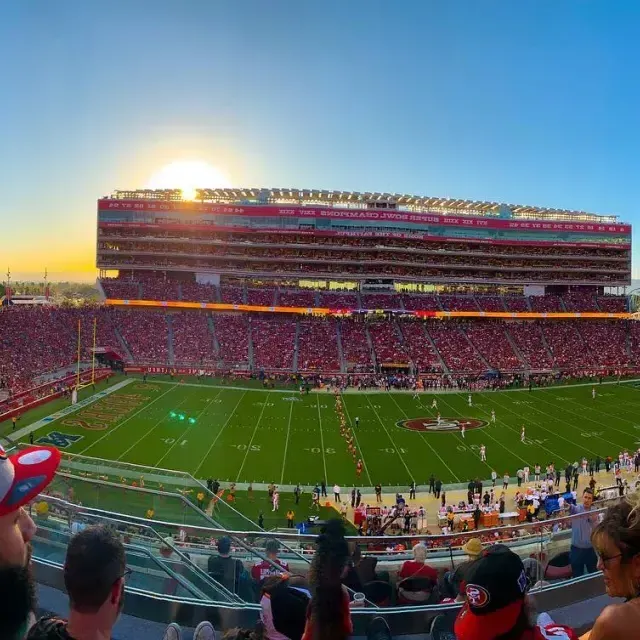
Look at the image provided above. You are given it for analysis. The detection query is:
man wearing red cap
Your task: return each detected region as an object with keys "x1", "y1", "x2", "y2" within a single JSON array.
[
  {"x1": 0, "y1": 444, "x2": 61, "y2": 640},
  {"x1": 454, "y1": 545, "x2": 578, "y2": 640}
]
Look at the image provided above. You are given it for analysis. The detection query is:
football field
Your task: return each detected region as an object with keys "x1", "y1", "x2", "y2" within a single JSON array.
[{"x1": 10, "y1": 375, "x2": 640, "y2": 488}]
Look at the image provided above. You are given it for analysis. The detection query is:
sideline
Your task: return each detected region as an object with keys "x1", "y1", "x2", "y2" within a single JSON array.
[
  {"x1": 332, "y1": 377, "x2": 640, "y2": 394},
  {"x1": 146, "y1": 375, "x2": 640, "y2": 395},
  {"x1": 10, "y1": 379, "x2": 135, "y2": 440}
]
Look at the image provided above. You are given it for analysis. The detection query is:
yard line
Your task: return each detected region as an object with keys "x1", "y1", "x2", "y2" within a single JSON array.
[
  {"x1": 115, "y1": 390, "x2": 197, "y2": 461},
  {"x1": 193, "y1": 391, "x2": 247, "y2": 477},
  {"x1": 154, "y1": 389, "x2": 223, "y2": 468},
  {"x1": 339, "y1": 394, "x2": 373, "y2": 485},
  {"x1": 386, "y1": 393, "x2": 460, "y2": 482},
  {"x1": 437, "y1": 393, "x2": 548, "y2": 468},
  {"x1": 235, "y1": 394, "x2": 270, "y2": 482},
  {"x1": 485, "y1": 392, "x2": 604, "y2": 459},
  {"x1": 500, "y1": 390, "x2": 630, "y2": 455},
  {"x1": 280, "y1": 401, "x2": 295, "y2": 484},
  {"x1": 364, "y1": 395, "x2": 415, "y2": 483},
  {"x1": 78, "y1": 384, "x2": 179, "y2": 455},
  {"x1": 534, "y1": 390, "x2": 640, "y2": 440}
]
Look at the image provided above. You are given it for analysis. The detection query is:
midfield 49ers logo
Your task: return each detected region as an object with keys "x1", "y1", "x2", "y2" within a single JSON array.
[{"x1": 396, "y1": 417, "x2": 487, "y2": 432}]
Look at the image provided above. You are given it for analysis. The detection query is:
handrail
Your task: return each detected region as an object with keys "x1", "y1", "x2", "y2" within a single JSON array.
[
  {"x1": 39, "y1": 491, "x2": 618, "y2": 552},
  {"x1": 34, "y1": 524, "x2": 213, "y2": 602},
  {"x1": 72, "y1": 508, "x2": 243, "y2": 603}
]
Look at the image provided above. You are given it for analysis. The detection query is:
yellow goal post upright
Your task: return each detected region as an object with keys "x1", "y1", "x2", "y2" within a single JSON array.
[{"x1": 75, "y1": 316, "x2": 99, "y2": 391}]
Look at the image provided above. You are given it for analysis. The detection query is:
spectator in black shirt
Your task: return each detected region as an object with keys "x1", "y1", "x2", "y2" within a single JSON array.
[{"x1": 207, "y1": 536, "x2": 246, "y2": 597}]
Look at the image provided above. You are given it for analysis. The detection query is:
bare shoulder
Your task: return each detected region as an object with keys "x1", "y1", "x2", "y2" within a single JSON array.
[{"x1": 590, "y1": 603, "x2": 635, "y2": 639}]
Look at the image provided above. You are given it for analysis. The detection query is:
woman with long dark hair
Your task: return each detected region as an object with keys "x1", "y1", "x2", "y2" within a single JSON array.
[{"x1": 301, "y1": 519, "x2": 352, "y2": 640}]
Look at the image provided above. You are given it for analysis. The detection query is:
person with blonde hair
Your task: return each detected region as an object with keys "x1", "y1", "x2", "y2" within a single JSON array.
[{"x1": 586, "y1": 492, "x2": 640, "y2": 639}]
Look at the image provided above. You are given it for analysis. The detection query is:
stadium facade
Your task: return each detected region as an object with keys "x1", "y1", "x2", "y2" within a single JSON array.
[{"x1": 97, "y1": 188, "x2": 631, "y2": 291}]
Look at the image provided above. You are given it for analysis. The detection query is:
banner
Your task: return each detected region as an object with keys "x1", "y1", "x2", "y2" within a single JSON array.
[
  {"x1": 98, "y1": 200, "x2": 631, "y2": 235},
  {"x1": 98, "y1": 221, "x2": 631, "y2": 250},
  {"x1": 106, "y1": 298, "x2": 630, "y2": 320}
]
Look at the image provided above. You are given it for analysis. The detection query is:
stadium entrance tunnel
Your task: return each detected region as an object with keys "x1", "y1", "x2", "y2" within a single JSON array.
[{"x1": 396, "y1": 417, "x2": 488, "y2": 432}]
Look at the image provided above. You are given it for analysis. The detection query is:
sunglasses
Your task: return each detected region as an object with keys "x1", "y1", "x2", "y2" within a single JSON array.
[
  {"x1": 114, "y1": 567, "x2": 132, "y2": 585},
  {"x1": 597, "y1": 552, "x2": 623, "y2": 566}
]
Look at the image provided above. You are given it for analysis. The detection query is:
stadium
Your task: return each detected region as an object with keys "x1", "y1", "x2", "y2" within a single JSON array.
[{"x1": 1, "y1": 187, "x2": 637, "y2": 637}]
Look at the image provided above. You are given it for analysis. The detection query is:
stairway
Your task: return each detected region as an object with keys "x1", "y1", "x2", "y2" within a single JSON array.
[
  {"x1": 364, "y1": 323, "x2": 378, "y2": 369},
  {"x1": 503, "y1": 326, "x2": 528, "y2": 368},
  {"x1": 206, "y1": 314, "x2": 221, "y2": 362},
  {"x1": 167, "y1": 315, "x2": 175, "y2": 365},
  {"x1": 248, "y1": 321, "x2": 255, "y2": 370},
  {"x1": 538, "y1": 324, "x2": 556, "y2": 366},
  {"x1": 572, "y1": 324, "x2": 596, "y2": 365},
  {"x1": 422, "y1": 325, "x2": 449, "y2": 373},
  {"x1": 114, "y1": 328, "x2": 134, "y2": 363},
  {"x1": 336, "y1": 322, "x2": 347, "y2": 373},
  {"x1": 292, "y1": 319, "x2": 300, "y2": 372},
  {"x1": 460, "y1": 327, "x2": 491, "y2": 369}
]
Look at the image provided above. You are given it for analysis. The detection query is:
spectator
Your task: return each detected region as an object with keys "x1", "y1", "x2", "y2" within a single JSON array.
[
  {"x1": 454, "y1": 545, "x2": 578, "y2": 640},
  {"x1": 302, "y1": 520, "x2": 352, "y2": 640},
  {"x1": 207, "y1": 536, "x2": 246, "y2": 595},
  {"x1": 28, "y1": 525, "x2": 135, "y2": 640},
  {"x1": 0, "y1": 444, "x2": 61, "y2": 640},
  {"x1": 568, "y1": 488, "x2": 598, "y2": 577},
  {"x1": 260, "y1": 575, "x2": 310, "y2": 640},
  {"x1": 586, "y1": 494, "x2": 640, "y2": 640},
  {"x1": 251, "y1": 540, "x2": 290, "y2": 583},
  {"x1": 398, "y1": 543, "x2": 438, "y2": 582}
]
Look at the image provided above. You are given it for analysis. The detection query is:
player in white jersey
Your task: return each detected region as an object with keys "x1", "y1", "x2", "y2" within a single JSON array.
[
  {"x1": 468, "y1": 394, "x2": 472, "y2": 407},
  {"x1": 413, "y1": 388, "x2": 420, "y2": 400},
  {"x1": 480, "y1": 444, "x2": 486, "y2": 462},
  {"x1": 460, "y1": 422, "x2": 466, "y2": 438},
  {"x1": 521, "y1": 425, "x2": 526, "y2": 442},
  {"x1": 431, "y1": 398, "x2": 438, "y2": 410},
  {"x1": 436, "y1": 413, "x2": 441, "y2": 425},
  {"x1": 490, "y1": 409, "x2": 496, "y2": 423},
  {"x1": 592, "y1": 386, "x2": 596, "y2": 399}
]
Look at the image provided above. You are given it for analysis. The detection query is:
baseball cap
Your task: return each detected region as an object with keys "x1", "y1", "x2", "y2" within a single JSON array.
[
  {"x1": 454, "y1": 545, "x2": 529, "y2": 640},
  {"x1": 0, "y1": 444, "x2": 61, "y2": 516}
]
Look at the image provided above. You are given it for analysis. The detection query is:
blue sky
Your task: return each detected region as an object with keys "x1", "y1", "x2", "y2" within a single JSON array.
[{"x1": 1, "y1": 1, "x2": 640, "y2": 281}]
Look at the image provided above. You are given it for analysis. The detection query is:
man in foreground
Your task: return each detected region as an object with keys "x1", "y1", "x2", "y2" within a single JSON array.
[
  {"x1": 28, "y1": 526, "x2": 127, "y2": 640},
  {"x1": 0, "y1": 444, "x2": 61, "y2": 640}
]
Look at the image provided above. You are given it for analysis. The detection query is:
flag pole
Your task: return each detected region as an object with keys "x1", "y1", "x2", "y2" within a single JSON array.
[
  {"x1": 91, "y1": 316, "x2": 97, "y2": 384},
  {"x1": 76, "y1": 318, "x2": 81, "y2": 389}
]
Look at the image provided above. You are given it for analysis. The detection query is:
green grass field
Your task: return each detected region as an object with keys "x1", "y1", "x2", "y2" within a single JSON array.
[{"x1": 7, "y1": 375, "x2": 640, "y2": 489}]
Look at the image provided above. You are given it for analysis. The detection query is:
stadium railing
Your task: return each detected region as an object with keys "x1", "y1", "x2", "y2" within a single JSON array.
[{"x1": 29, "y1": 493, "x2": 609, "y2": 635}]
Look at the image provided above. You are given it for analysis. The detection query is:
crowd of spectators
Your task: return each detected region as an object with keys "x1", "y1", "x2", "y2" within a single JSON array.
[
  {"x1": 171, "y1": 313, "x2": 217, "y2": 365},
  {"x1": 0, "y1": 295, "x2": 637, "y2": 393},
  {"x1": 297, "y1": 319, "x2": 341, "y2": 371},
  {"x1": 338, "y1": 321, "x2": 375, "y2": 372},
  {"x1": 427, "y1": 323, "x2": 486, "y2": 373},
  {"x1": 397, "y1": 323, "x2": 443, "y2": 372},
  {"x1": 251, "y1": 317, "x2": 297, "y2": 370},
  {"x1": 367, "y1": 322, "x2": 409, "y2": 366},
  {"x1": 463, "y1": 323, "x2": 523, "y2": 370},
  {"x1": 214, "y1": 315, "x2": 250, "y2": 366},
  {"x1": 98, "y1": 254, "x2": 626, "y2": 284}
]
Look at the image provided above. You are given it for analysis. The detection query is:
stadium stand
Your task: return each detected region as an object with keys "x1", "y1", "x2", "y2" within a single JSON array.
[
  {"x1": 251, "y1": 316, "x2": 297, "y2": 370},
  {"x1": 297, "y1": 318, "x2": 341, "y2": 371}
]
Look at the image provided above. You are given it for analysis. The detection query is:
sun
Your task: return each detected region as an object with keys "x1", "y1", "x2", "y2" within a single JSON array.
[{"x1": 147, "y1": 161, "x2": 231, "y2": 200}]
